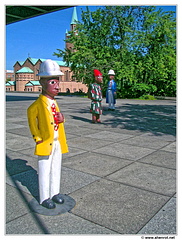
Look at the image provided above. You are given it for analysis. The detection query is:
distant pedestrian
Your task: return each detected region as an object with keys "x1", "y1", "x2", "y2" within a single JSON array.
[
  {"x1": 106, "y1": 69, "x2": 117, "y2": 111},
  {"x1": 88, "y1": 69, "x2": 103, "y2": 123}
]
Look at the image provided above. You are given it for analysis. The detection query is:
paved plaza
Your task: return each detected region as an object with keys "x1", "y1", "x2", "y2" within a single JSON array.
[{"x1": 6, "y1": 92, "x2": 176, "y2": 235}]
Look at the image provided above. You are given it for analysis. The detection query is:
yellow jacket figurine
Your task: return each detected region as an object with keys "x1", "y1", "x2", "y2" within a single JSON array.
[
  {"x1": 27, "y1": 94, "x2": 68, "y2": 155},
  {"x1": 27, "y1": 59, "x2": 68, "y2": 209}
]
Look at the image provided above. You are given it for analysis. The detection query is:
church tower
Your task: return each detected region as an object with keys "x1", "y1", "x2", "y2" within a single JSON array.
[{"x1": 65, "y1": 7, "x2": 78, "y2": 51}]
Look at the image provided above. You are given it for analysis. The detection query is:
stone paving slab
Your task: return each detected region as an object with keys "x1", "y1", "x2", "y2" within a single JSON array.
[
  {"x1": 6, "y1": 122, "x2": 26, "y2": 130},
  {"x1": 106, "y1": 162, "x2": 176, "y2": 196},
  {"x1": 6, "y1": 209, "x2": 117, "y2": 234},
  {"x1": 98, "y1": 125, "x2": 143, "y2": 135},
  {"x1": 64, "y1": 123, "x2": 95, "y2": 136},
  {"x1": 86, "y1": 130, "x2": 134, "y2": 142},
  {"x1": 6, "y1": 132, "x2": 35, "y2": 151},
  {"x1": 61, "y1": 167, "x2": 100, "y2": 194},
  {"x1": 6, "y1": 213, "x2": 46, "y2": 234},
  {"x1": 161, "y1": 142, "x2": 176, "y2": 153},
  {"x1": 120, "y1": 135, "x2": 171, "y2": 149},
  {"x1": 65, "y1": 133, "x2": 81, "y2": 140},
  {"x1": 138, "y1": 197, "x2": 176, "y2": 234},
  {"x1": 6, "y1": 126, "x2": 31, "y2": 137},
  {"x1": 6, "y1": 184, "x2": 31, "y2": 223},
  {"x1": 6, "y1": 117, "x2": 25, "y2": 123},
  {"x1": 138, "y1": 150, "x2": 176, "y2": 169},
  {"x1": 62, "y1": 147, "x2": 87, "y2": 159},
  {"x1": 93, "y1": 142, "x2": 155, "y2": 160},
  {"x1": 67, "y1": 136, "x2": 113, "y2": 151},
  {"x1": 63, "y1": 152, "x2": 132, "y2": 177},
  {"x1": 70, "y1": 178, "x2": 170, "y2": 234}
]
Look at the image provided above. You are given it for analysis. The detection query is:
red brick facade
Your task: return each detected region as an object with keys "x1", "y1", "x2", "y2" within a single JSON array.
[
  {"x1": 9, "y1": 58, "x2": 88, "y2": 93},
  {"x1": 5, "y1": 70, "x2": 14, "y2": 81}
]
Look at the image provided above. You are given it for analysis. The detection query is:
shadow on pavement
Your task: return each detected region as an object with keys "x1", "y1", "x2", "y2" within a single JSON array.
[
  {"x1": 70, "y1": 115, "x2": 91, "y2": 123},
  {"x1": 6, "y1": 95, "x2": 39, "y2": 102},
  {"x1": 77, "y1": 103, "x2": 176, "y2": 136},
  {"x1": 6, "y1": 155, "x2": 50, "y2": 234},
  {"x1": 106, "y1": 103, "x2": 176, "y2": 136},
  {"x1": 6, "y1": 94, "x2": 63, "y2": 102}
]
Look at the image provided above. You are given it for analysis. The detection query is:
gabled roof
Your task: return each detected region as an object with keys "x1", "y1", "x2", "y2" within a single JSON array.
[
  {"x1": 25, "y1": 81, "x2": 40, "y2": 86},
  {"x1": 6, "y1": 81, "x2": 15, "y2": 86},
  {"x1": 16, "y1": 61, "x2": 25, "y2": 66},
  {"x1": 27, "y1": 57, "x2": 40, "y2": 65},
  {"x1": 14, "y1": 57, "x2": 68, "y2": 68},
  {"x1": 16, "y1": 67, "x2": 34, "y2": 73}
]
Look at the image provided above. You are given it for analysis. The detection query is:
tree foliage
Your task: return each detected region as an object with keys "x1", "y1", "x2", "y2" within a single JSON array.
[{"x1": 54, "y1": 6, "x2": 176, "y2": 97}]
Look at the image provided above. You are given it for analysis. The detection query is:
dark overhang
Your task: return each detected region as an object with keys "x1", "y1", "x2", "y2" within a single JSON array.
[{"x1": 6, "y1": 6, "x2": 74, "y2": 25}]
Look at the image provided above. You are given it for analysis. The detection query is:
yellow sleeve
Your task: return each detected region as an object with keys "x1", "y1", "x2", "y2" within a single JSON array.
[{"x1": 27, "y1": 103, "x2": 43, "y2": 143}]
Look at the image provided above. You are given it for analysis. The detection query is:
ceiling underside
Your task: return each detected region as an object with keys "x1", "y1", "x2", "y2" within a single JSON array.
[{"x1": 6, "y1": 6, "x2": 73, "y2": 25}]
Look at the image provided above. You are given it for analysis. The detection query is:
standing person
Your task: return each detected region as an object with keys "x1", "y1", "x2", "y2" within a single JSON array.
[
  {"x1": 27, "y1": 59, "x2": 68, "y2": 209},
  {"x1": 88, "y1": 69, "x2": 103, "y2": 123},
  {"x1": 106, "y1": 69, "x2": 117, "y2": 111}
]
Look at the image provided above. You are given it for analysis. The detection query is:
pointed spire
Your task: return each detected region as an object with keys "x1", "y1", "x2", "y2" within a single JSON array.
[{"x1": 71, "y1": 7, "x2": 78, "y2": 24}]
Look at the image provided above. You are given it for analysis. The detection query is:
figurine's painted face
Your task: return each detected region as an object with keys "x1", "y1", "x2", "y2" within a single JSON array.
[
  {"x1": 95, "y1": 76, "x2": 103, "y2": 84},
  {"x1": 40, "y1": 77, "x2": 60, "y2": 99},
  {"x1": 109, "y1": 75, "x2": 115, "y2": 80}
]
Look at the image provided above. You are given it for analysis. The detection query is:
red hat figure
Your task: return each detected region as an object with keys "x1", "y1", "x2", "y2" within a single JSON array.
[
  {"x1": 94, "y1": 69, "x2": 102, "y2": 77},
  {"x1": 88, "y1": 69, "x2": 103, "y2": 124}
]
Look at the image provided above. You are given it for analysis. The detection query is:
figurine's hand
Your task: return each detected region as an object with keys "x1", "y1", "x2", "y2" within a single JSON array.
[
  {"x1": 56, "y1": 112, "x2": 65, "y2": 123},
  {"x1": 36, "y1": 140, "x2": 43, "y2": 145}
]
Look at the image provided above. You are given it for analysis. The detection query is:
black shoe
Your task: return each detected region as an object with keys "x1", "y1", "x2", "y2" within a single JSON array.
[
  {"x1": 52, "y1": 193, "x2": 64, "y2": 204},
  {"x1": 41, "y1": 198, "x2": 56, "y2": 209}
]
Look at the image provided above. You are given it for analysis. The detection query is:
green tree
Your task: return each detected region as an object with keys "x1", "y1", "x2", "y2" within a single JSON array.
[
  {"x1": 136, "y1": 8, "x2": 176, "y2": 96},
  {"x1": 54, "y1": 6, "x2": 176, "y2": 98}
]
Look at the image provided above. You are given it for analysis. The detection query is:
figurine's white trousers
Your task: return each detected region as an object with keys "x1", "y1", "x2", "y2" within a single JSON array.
[{"x1": 38, "y1": 140, "x2": 62, "y2": 204}]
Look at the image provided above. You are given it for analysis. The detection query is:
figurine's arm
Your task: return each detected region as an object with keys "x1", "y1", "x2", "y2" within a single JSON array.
[
  {"x1": 55, "y1": 102, "x2": 65, "y2": 123},
  {"x1": 27, "y1": 104, "x2": 43, "y2": 143},
  {"x1": 56, "y1": 112, "x2": 65, "y2": 123}
]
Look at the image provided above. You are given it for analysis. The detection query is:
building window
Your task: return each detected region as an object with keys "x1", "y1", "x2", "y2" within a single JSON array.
[{"x1": 65, "y1": 71, "x2": 69, "y2": 81}]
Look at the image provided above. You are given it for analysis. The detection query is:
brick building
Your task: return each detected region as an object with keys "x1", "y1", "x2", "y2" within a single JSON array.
[
  {"x1": 6, "y1": 7, "x2": 88, "y2": 93},
  {"x1": 5, "y1": 70, "x2": 15, "y2": 91},
  {"x1": 5, "y1": 70, "x2": 14, "y2": 81}
]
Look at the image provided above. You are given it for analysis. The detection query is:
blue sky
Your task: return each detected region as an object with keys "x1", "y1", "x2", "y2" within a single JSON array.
[{"x1": 6, "y1": 5, "x2": 176, "y2": 70}]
